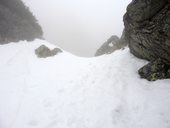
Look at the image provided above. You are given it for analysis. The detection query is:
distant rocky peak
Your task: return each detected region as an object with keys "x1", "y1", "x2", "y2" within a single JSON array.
[{"x1": 95, "y1": 35, "x2": 127, "y2": 56}]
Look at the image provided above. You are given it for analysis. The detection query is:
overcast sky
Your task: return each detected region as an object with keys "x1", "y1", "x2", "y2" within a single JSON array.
[{"x1": 23, "y1": 0, "x2": 131, "y2": 57}]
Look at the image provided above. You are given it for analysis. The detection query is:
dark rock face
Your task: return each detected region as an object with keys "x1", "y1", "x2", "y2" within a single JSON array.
[
  {"x1": 124, "y1": 0, "x2": 170, "y2": 81},
  {"x1": 0, "y1": 0, "x2": 43, "y2": 44},
  {"x1": 95, "y1": 34, "x2": 127, "y2": 56},
  {"x1": 139, "y1": 59, "x2": 170, "y2": 81},
  {"x1": 35, "y1": 45, "x2": 62, "y2": 58}
]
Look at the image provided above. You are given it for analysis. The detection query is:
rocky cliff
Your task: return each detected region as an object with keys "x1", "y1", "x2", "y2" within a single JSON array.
[
  {"x1": 124, "y1": 0, "x2": 170, "y2": 81},
  {"x1": 0, "y1": 0, "x2": 43, "y2": 44},
  {"x1": 95, "y1": 35, "x2": 120, "y2": 56},
  {"x1": 95, "y1": 33, "x2": 127, "y2": 56}
]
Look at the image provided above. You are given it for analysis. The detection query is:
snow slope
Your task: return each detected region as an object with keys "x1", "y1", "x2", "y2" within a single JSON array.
[{"x1": 0, "y1": 39, "x2": 170, "y2": 128}]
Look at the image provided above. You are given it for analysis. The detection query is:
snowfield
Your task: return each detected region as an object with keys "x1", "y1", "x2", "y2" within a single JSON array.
[{"x1": 0, "y1": 39, "x2": 170, "y2": 128}]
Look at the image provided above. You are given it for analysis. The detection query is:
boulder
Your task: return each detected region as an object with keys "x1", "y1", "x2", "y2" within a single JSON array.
[
  {"x1": 35, "y1": 45, "x2": 62, "y2": 58},
  {"x1": 124, "y1": 0, "x2": 170, "y2": 81}
]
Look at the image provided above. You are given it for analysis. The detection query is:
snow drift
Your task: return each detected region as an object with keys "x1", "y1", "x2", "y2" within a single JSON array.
[{"x1": 0, "y1": 39, "x2": 170, "y2": 128}]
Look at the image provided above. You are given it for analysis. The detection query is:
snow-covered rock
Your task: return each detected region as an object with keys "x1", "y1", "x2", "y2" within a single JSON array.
[{"x1": 0, "y1": 39, "x2": 170, "y2": 128}]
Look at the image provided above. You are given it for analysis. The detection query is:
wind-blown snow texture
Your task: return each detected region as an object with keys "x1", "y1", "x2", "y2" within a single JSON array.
[{"x1": 0, "y1": 39, "x2": 170, "y2": 128}]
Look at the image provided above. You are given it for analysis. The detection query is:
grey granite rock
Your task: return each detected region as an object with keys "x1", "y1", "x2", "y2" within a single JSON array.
[{"x1": 124, "y1": 0, "x2": 170, "y2": 81}]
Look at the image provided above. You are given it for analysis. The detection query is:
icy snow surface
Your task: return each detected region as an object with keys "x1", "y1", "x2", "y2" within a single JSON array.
[{"x1": 0, "y1": 39, "x2": 170, "y2": 128}]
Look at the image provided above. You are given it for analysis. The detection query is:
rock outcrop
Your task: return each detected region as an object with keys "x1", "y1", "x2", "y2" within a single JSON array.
[
  {"x1": 0, "y1": 0, "x2": 43, "y2": 44},
  {"x1": 95, "y1": 34, "x2": 127, "y2": 56},
  {"x1": 35, "y1": 45, "x2": 62, "y2": 58},
  {"x1": 124, "y1": 0, "x2": 170, "y2": 81}
]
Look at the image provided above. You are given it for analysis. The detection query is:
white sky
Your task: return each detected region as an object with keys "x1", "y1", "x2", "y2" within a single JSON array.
[{"x1": 23, "y1": 0, "x2": 131, "y2": 57}]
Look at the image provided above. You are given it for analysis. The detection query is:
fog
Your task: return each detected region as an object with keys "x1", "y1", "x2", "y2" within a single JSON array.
[{"x1": 23, "y1": 0, "x2": 131, "y2": 57}]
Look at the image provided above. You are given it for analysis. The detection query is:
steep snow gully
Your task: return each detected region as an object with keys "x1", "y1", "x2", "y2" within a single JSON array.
[{"x1": 0, "y1": 39, "x2": 170, "y2": 128}]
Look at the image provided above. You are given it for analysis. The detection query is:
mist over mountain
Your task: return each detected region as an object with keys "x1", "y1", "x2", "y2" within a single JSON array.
[
  {"x1": 0, "y1": 0, "x2": 170, "y2": 128},
  {"x1": 22, "y1": 0, "x2": 131, "y2": 57}
]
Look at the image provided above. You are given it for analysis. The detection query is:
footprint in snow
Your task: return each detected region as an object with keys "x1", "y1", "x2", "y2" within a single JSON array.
[
  {"x1": 28, "y1": 120, "x2": 39, "y2": 126},
  {"x1": 112, "y1": 105, "x2": 129, "y2": 125},
  {"x1": 44, "y1": 120, "x2": 58, "y2": 128}
]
